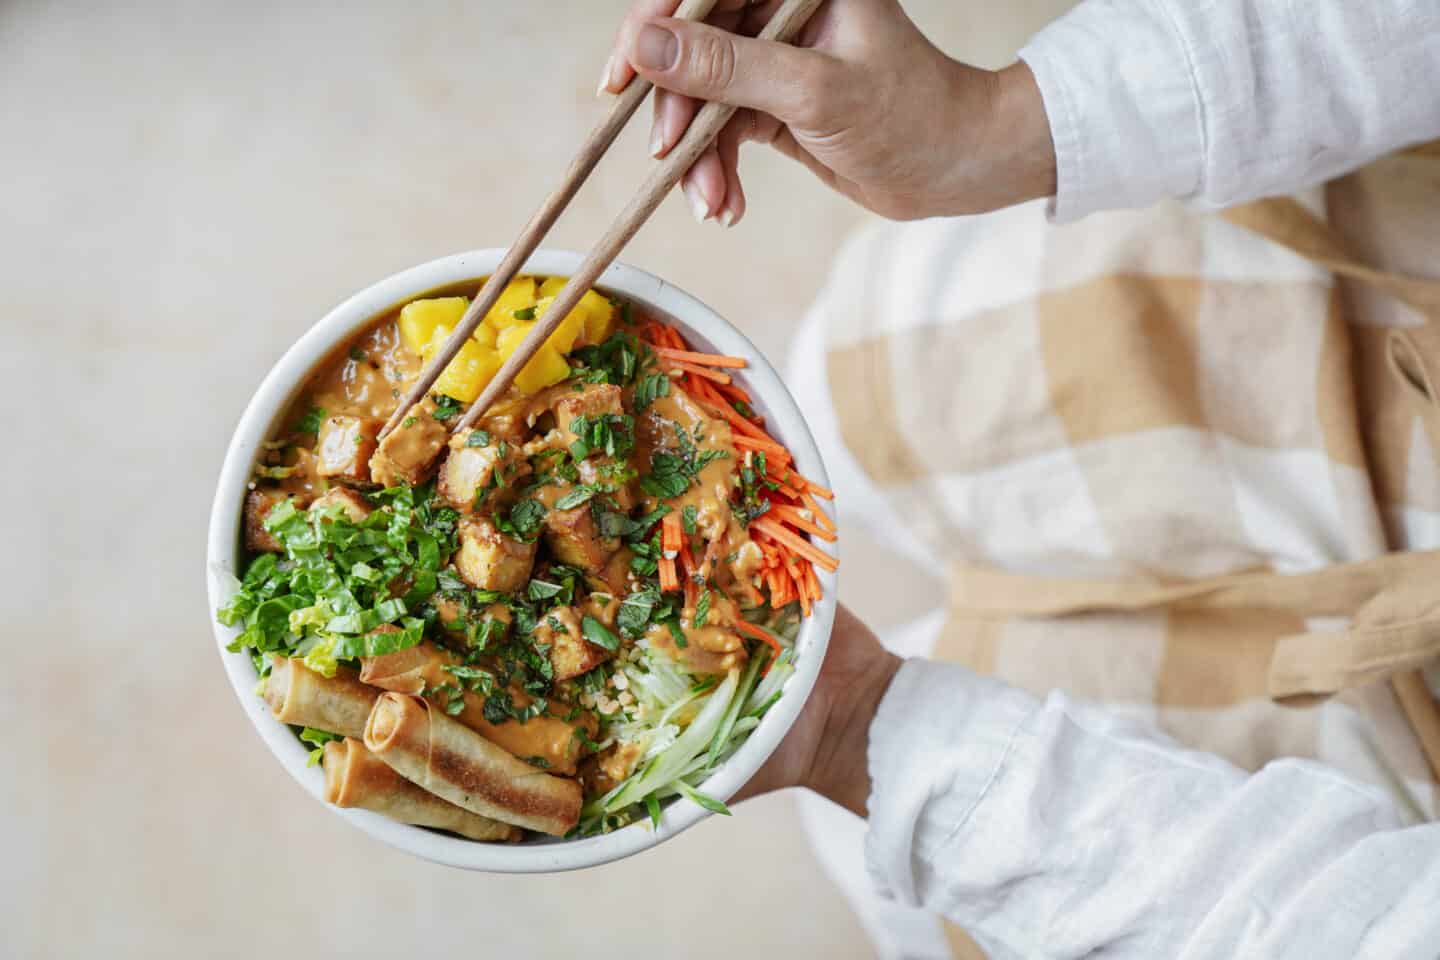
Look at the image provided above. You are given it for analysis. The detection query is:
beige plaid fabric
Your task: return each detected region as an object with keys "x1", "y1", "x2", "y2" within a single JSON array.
[{"x1": 820, "y1": 146, "x2": 1440, "y2": 834}]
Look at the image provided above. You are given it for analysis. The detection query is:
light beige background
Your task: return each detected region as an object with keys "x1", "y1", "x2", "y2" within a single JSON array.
[{"x1": 0, "y1": 1, "x2": 1069, "y2": 956}]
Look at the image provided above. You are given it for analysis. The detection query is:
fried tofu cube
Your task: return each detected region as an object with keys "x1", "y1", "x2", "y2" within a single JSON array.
[
  {"x1": 551, "y1": 384, "x2": 624, "y2": 452},
  {"x1": 549, "y1": 624, "x2": 611, "y2": 682},
  {"x1": 576, "y1": 456, "x2": 635, "y2": 512},
  {"x1": 533, "y1": 606, "x2": 611, "y2": 682},
  {"x1": 309, "y1": 486, "x2": 372, "y2": 522},
  {"x1": 543, "y1": 504, "x2": 617, "y2": 574},
  {"x1": 437, "y1": 430, "x2": 527, "y2": 513},
  {"x1": 316, "y1": 415, "x2": 382, "y2": 484},
  {"x1": 244, "y1": 488, "x2": 288, "y2": 553},
  {"x1": 454, "y1": 517, "x2": 536, "y2": 593},
  {"x1": 369, "y1": 398, "x2": 450, "y2": 488}
]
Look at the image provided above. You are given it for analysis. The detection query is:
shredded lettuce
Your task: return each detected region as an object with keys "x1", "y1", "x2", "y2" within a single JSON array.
[
  {"x1": 603, "y1": 669, "x2": 738, "y2": 813},
  {"x1": 218, "y1": 483, "x2": 455, "y2": 672}
]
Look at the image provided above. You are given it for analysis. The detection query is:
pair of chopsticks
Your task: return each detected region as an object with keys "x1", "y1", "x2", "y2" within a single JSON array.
[{"x1": 379, "y1": 0, "x2": 825, "y2": 441}]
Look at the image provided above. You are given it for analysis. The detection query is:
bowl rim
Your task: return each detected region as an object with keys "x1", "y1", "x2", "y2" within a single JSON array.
[{"x1": 205, "y1": 249, "x2": 836, "y2": 873}]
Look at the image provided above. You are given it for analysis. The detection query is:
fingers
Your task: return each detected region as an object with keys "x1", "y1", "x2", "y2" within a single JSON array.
[
  {"x1": 681, "y1": 144, "x2": 726, "y2": 224},
  {"x1": 714, "y1": 114, "x2": 747, "y2": 226},
  {"x1": 679, "y1": 110, "x2": 753, "y2": 226},
  {"x1": 647, "y1": 7, "x2": 743, "y2": 158},
  {"x1": 601, "y1": 0, "x2": 682, "y2": 95},
  {"x1": 623, "y1": 15, "x2": 838, "y2": 124},
  {"x1": 601, "y1": 0, "x2": 754, "y2": 94}
]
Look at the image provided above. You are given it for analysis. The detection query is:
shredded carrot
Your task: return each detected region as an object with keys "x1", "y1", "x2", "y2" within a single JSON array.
[
  {"x1": 734, "y1": 434, "x2": 790, "y2": 461},
  {"x1": 765, "y1": 567, "x2": 784, "y2": 603},
  {"x1": 653, "y1": 346, "x2": 748, "y2": 368},
  {"x1": 661, "y1": 512, "x2": 683, "y2": 553},
  {"x1": 771, "y1": 503, "x2": 837, "y2": 543},
  {"x1": 714, "y1": 381, "x2": 753, "y2": 406},
  {"x1": 802, "y1": 492, "x2": 836, "y2": 532},
  {"x1": 664, "y1": 360, "x2": 732, "y2": 384},
  {"x1": 752, "y1": 518, "x2": 839, "y2": 572},
  {"x1": 639, "y1": 320, "x2": 839, "y2": 615},
  {"x1": 735, "y1": 618, "x2": 785, "y2": 662},
  {"x1": 795, "y1": 564, "x2": 813, "y2": 616},
  {"x1": 695, "y1": 389, "x2": 771, "y2": 442},
  {"x1": 798, "y1": 475, "x2": 835, "y2": 500},
  {"x1": 804, "y1": 560, "x2": 822, "y2": 602}
]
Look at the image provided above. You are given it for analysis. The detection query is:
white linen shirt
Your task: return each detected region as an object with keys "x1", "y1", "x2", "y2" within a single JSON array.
[
  {"x1": 856, "y1": 1, "x2": 1440, "y2": 955},
  {"x1": 865, "y1": 661, "x2": 1440, "y2": 958},
  {"x1": 1018, "y1": 0, "x2": 1440, "y2": 221}
]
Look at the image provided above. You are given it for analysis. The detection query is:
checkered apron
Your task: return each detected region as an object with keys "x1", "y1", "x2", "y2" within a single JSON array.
[{"x1": 813, "y1": 144, "x2": 1440, "y2": 958}]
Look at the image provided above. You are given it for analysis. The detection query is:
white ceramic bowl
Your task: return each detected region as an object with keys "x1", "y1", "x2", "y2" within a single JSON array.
[{"x1": 207, "y1": 249, "x2": 836, "y2": 872}]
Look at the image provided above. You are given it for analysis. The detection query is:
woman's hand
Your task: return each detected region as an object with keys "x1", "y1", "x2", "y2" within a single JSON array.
[
  {"x1": 732, "y1": 604, "x2": 901, "y2": 815},
  {"x1": 599, "y1": 0, "x2": 1056, "y2": 225}
]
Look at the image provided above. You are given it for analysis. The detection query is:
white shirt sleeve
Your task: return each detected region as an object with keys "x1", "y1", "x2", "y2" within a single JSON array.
[
  {"x1": 1018, "y1": 0, "x2": 1440, "y2": 221},
  {"x1": 864, "y1": 659, "x2": 1440, "y2": 959}
]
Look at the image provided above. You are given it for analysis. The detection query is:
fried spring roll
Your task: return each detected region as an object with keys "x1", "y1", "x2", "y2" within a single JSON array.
[
  {"x1": 364, "y1": 692, "x2": 582, "y2": 837},
  {"x1": 360, "y1": 643, "x2": 595, "y2": 774},
  {"x1": 322, "y1": 738, "x2": 520, "y2": 843},
  {"x1": 263, "y1": 656, "x2": 379, "y2": 739}
]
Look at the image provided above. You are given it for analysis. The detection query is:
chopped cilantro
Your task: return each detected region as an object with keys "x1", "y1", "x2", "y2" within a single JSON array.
[
  {"x1": 496, "y1": 499, "x2": 547, "y2": 542},
  {"x1": 581, "y1": 615, "x2": 621, "y2": 652},
  {"x1": 555, "y1": 484, "x2": 601, "y2": 510},
  {"x1": 569, "y1": 332, "x2": 645, "y2": 386},
  {"x1": 432, "y1": 394, "x2": 464, "y2": 421},
  {"x1": 527, "y1": 579, "x2": 564, "y2": 601},
  {"x1": 634, "y1": 372, "x2": 670, "y2": 411},
  {"x1": 569, "y1": 414, "x2": 635, "y2": 460},
  {"x1": 295, "y1": 406, "x2": 326, "y2": 434}
]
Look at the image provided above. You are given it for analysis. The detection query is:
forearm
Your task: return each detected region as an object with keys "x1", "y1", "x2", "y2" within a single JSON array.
[
  {"x1": 857, "y1": 659, "x2": 1440, "y2": 958},
  {"x1": 1019, "y1": 0, "x2": 1440, "y2": 220}
]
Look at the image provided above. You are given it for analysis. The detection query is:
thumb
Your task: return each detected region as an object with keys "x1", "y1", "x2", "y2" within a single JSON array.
[{"x1": 625, "y1": 16, "x2": 837, "y2": 125}]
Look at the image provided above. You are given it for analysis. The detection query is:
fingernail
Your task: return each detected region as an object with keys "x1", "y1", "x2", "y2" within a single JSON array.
[
  {"x1": 634, "y1": 23, "x2": 678, "y2": 71},
  {"x1": 596, "y1": 55, "x2": 614, "y2": 96},
  {"x1": 650, "y1": 125, "x2": 665, "y2": 158},
  {"x1": 718, "y1": 208, "x2": 736, "y2": 229},
  {"x1": 684, "y1": 181, "x2": 711, "y2": 224}
]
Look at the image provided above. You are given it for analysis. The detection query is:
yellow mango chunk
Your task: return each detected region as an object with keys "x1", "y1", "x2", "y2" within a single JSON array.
[
  {"x1": 530, "y1": 298, "x2": 587, "y2": 354},
  {"x1": 513, "y1": 346, "x2": 571, "y2": 394},
  {"x1": 399, "y1": 297, "x2": 469, "y2": 355},
  {"x1": 471, "y1": 322, "x2": 497, "y2": 349},
  {"x1": 422, "y1": 331, "x2": 501, "y2": 404},
  {"x1": 496, "y1": 313, "x2": 581, "y2": 359},
  {"x1": 485, "y1": 277, "x2": 538, "y2": 329},
  {"x1": 496, "y1": 324, "x2": 571, "y2": 394},
  {"x1": 535, "y1": 278, "x2": 617, "y2": 346},
  {"x1": 578, "y1": 290, "x2": 617, "y2": 344}
]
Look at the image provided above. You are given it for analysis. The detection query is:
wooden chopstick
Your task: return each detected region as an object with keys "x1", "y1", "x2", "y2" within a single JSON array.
[
  {"x1": 379, "y1": 0, "x2": 724, "y2": 440},
  {"x1": 454, "y1": 0, "x2": 824, "y2": 433}
]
